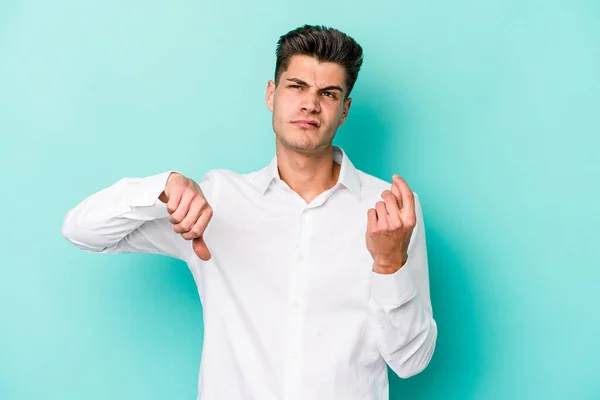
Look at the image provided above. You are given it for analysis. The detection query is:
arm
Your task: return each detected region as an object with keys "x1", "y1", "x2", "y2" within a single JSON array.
[
  {"x1": 370, "y1": 194, "x2": 437, "y2": 378},
  {"x1": 61, "y1": 171, "x2": 212, "y2": 261}
]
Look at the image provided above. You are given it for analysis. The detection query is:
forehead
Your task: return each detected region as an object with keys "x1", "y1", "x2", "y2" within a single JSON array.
[{"x1": 282, "y1": 55, "x2": 346, "y2": 90}]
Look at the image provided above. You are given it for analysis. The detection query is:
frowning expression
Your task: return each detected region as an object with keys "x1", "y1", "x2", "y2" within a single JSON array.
[{"x1": 266, "y1": 55, "x2": 352, "y2": 152}]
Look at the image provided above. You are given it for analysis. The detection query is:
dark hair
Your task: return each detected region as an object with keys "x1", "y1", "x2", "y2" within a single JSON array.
[{"x1": 274, "y1": 25, "x2": 364, "y2": 98}]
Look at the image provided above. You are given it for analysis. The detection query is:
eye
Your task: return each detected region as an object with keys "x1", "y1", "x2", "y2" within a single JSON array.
[
  {"x1": 321, "y1": 91, "x2": 335, "y2": 98},
  {"x1": 290, "y1": 85, "x2": 302, "y2": 89}
]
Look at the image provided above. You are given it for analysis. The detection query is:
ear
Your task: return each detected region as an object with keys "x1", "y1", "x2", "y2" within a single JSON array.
[
  {"x1": 266, "y1": 80, "x2": 276, "y2": 112},
  {"x1": 338, "y1": 97, "x2": 352, "y2": 127}
]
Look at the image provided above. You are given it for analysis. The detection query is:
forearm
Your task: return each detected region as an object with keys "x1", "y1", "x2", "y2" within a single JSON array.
[
  {"x1": 61, "y1": 171, "x2": 180, "y2": 255},
  {"x1": 371, "y1": 193, "x2": 437, "y2": 377},
  {"x1": 371, "y1": 267, "x2": 437, "y2": 378}
]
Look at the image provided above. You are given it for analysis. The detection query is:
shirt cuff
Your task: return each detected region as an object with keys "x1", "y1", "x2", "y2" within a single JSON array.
[
  {"x1": 125, "y1": 171, "x2": 177, "y2": 219},
  {"x1": 370, "y1": 259, "x2": 417, "y2": 306}
]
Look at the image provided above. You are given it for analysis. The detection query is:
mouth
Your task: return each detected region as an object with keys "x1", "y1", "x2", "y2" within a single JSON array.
[{"x1": 292, "y1": 120, "x2": 320, "y2": 129}]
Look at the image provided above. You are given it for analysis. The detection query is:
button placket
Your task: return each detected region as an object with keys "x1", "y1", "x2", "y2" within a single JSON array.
[{"x1": 282, "y1": 207, "x2": 312, "y2": 400}]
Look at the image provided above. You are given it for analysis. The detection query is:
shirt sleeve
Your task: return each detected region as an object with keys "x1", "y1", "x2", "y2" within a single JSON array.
[
  {"x1": 61, "y1": 171, "x2": 213, "y2": 261},
  {"x1": 370, "y1": 194, "x2": 438, "y2": 378}
]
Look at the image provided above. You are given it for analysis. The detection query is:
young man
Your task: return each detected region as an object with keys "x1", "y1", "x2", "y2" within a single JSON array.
[{"x1": 62, "y1": 25, "x2": 437, "y2": 400}]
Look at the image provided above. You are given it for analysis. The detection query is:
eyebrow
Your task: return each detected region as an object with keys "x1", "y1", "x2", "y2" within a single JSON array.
[{"x1": 286, "y1": 78, "x2": 345, "y2": 94}]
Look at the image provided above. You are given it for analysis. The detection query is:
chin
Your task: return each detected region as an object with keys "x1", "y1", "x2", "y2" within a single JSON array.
[
  {"x1": 275, "y1": 124, "x2": 332, "y2": 152},
  {"x1": 282, "y1": 137, "x2": 330, "y2": 152}
]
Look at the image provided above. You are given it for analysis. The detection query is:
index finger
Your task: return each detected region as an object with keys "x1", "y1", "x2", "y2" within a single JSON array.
[
  {"x1": 390, "y1": 178, "x2": 403, "y2": 209},
  {"x1": 392, "y1": 174, "x2": 415, "y2": 220}
]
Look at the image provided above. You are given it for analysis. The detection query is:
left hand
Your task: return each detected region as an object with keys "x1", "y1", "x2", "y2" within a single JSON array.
[{"x1": 366, "y1": 174, "x2": 417, "y2": 274}]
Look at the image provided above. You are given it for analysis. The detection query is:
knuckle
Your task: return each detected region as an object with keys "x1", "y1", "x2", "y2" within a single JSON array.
[
  {"x1": 172, "y1": 185, "x2": 184, "y2": 196},
  {"x1": 185, "y1": 188, "x2": 196, "y2": 199},
  {"x1": 191, "y1": 223, "x2": 204, "y2": 234}
]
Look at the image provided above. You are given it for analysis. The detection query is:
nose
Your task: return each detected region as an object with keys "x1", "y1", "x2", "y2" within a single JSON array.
[{"x1": 300, "y1": 90, "x2": 321, "y2": 114}]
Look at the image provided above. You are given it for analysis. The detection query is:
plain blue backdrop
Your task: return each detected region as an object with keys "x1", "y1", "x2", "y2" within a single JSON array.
[{"x1": 1, "y1": 1, "x2": 599, "y2": 399}]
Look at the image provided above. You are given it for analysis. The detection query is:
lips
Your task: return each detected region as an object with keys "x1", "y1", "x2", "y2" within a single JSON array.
[{"x1": 292, "y1": 120, "x2": 320, "y2": 129}]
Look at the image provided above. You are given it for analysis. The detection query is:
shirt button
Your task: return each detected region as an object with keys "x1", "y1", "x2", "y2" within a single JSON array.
[
  {"x1": 293, "y1": 300, "x2": 300, "y2": 311},
  {"x1": 297, "y1": 254, "x2": 303, "y2": 262}
]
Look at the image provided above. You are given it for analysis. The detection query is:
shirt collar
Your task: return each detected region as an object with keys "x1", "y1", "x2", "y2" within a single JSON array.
[{"x1": 256, "y1": 146, "x2": 361, "y2": 199}]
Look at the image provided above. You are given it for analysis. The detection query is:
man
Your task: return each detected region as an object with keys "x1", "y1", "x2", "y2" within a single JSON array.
[{"x1": 62, "y1": 24, "x2": 437, "y2": 400}]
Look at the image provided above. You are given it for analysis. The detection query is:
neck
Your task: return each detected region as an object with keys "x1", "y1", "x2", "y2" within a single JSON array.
[{"x1": 275, "y1": 140, "x2": 341, "y2": 204}]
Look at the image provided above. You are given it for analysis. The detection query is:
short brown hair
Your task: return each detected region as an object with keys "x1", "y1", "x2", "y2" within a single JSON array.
[{"x1": 274, "y1": 25, "x2": 364, "y2": 98}]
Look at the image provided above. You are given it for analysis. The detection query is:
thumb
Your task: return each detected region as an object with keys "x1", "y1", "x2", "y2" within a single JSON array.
[{"x1": 192, "y1": 236, "x2": 211, "y2": 261}]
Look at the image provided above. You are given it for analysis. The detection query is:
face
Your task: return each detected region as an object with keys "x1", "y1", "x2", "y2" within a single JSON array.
[{"x1": 266, "y1": 55, "x2": 352, "y2": 153}]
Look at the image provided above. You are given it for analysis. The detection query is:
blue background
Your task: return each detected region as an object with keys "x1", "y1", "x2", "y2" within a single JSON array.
[{"x1": 1, "y1": 1, "x2": 599, "y2": 399}]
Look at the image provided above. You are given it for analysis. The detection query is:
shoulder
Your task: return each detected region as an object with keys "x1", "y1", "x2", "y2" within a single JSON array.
[
  {"x1": 195, "y1": 167, "x2": 266, "y2": 198},
  {"x1": 357, "y1": 169, "x2": 420, "y2": 202},
  {"x1": 200, "y1": 167, "x2": 266, "y2": 186}
]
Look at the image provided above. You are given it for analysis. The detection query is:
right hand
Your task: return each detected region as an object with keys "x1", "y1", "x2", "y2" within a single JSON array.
[{"x1": 159, "y1": 172, "x2": 213, "y2": 260}]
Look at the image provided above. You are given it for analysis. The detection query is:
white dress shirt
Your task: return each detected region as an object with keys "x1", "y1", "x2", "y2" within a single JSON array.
[{"x1": 62, "y1": 146, "x2": 437, "y2": 400}]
